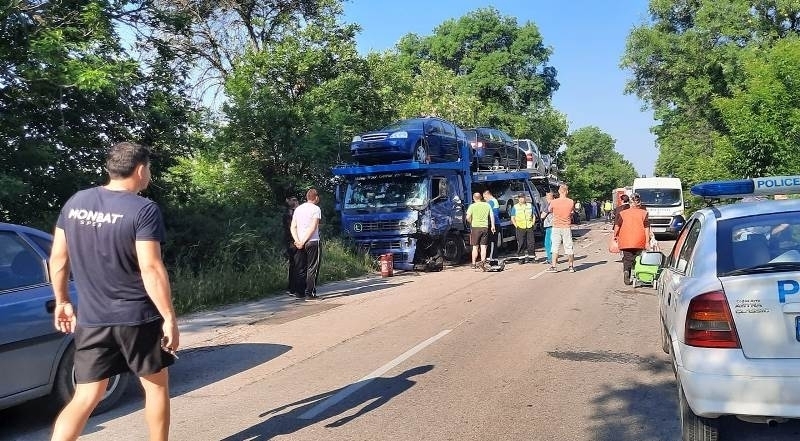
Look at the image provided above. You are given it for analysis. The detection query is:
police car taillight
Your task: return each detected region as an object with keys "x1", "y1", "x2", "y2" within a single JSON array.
[{"x1": 685, "y1": 291, "x2": 741, "y2": 349}]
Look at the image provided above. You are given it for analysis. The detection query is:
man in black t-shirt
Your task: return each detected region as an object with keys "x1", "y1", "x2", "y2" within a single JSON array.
[{"x1": 49, "y1": 142, "x2": 179, "y2": 440}]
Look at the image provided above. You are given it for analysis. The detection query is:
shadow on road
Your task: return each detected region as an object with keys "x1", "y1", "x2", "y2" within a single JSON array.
[
  {"x1": 220, "y1": 365, "x2": 434, "y2": 440},
  {"x1": 0, "y1": 342, "x2": 291, "y2": 440},
  {"x1": 574, "y1": 260, "x2": 607, "y2": 271}
]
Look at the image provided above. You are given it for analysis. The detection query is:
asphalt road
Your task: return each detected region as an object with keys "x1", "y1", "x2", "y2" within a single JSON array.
[{"x1": 3, "y1": 220, "x2": 800, "y2": 440}]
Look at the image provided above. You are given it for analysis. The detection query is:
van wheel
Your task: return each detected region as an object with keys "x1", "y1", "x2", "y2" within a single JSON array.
[
  {"x1": 442, "y1": 233, "x2": 465, "y2": 263},
  {"x1": 53, "y1": 344, "x2": 131, "y2": 415},
  {"x1": 414, "y1": 141, "x2": 430, "y2": 164},
  {"x1": 678, "y1": 380, "x2": 719, "y2": 441}
]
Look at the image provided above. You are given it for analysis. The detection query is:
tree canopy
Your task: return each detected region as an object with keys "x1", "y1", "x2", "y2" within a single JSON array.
[{"x1": 562, "y1": 126, "x2": 639, "y2": 202}]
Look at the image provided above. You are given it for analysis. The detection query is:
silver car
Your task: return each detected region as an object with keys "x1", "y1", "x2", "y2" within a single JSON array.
[
  {"x1": 655, "y1": 177, "x2": 800, "y2": 440},
  {"x1": 513, "y1": 139, "x2": 546, "y2": 176}
]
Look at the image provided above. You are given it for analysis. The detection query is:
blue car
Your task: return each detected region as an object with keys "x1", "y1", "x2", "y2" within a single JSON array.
[
  {"x1": 0, "y1": 223, "x2": 129, "y2": 414},
  {"x1": 350, "y1": 117, "x2": 462, "y2": 164}
]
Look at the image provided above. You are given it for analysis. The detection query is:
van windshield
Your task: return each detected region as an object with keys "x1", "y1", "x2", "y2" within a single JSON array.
[
  {"x1": 345, "y1": 176, "x2": 427, "y2": 211},
  {"x1": 636, "y1": 188, "x2": 682, "y2": 207}
]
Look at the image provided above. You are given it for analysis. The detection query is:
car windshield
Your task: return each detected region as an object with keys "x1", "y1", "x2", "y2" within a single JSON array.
[
  {"x1": 382, "y1": 119, "x2": 424, "y2": 132},
  {"x1": 344, "y1": 176, "x2": 428, "y2": 211},
  {"x1": 636, "y1": 188, "x2": 682, "y2": 207},
  {"x1": 717, "y1": 211, "x2": 800, "y2": 275}
]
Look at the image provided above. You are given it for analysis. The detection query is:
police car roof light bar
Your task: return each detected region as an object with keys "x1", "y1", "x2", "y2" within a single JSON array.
[{"x1": 691, "y1": 176, "x2": 800, "y2": 199}]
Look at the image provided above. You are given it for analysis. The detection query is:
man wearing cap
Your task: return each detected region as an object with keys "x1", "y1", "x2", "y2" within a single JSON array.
[{"x1": 510, "y1": 193, "x2": 537, "y2": 264}]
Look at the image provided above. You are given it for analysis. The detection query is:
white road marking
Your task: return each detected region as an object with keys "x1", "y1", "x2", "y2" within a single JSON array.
[
  {"x1": 529, "y1": 269, "x2": 548, "y2": 280},
  {"x1": 298, "y1": 329, "x2": 452, "y2": 420}
]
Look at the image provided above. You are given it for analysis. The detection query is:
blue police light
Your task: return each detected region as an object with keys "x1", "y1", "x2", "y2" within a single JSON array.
[{"x1": 691, "y1": 176, "x2": 800, "y2": 198}]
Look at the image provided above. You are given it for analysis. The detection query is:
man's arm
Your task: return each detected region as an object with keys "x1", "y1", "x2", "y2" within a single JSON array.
[
  {"x1": 49, "y1": 227, "x2": 76, "y2": 333},
  {"x1": 136, "y1": 240, "x2": 179, "y2": 351},
  {"x1": 510, "y1": 207, "x2": 517, "y2": 227},
  {"x1": 298, "y1": 217, "x2": 320, "y2": 245}
]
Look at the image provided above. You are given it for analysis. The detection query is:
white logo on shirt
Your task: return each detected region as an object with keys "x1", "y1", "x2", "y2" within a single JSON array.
[{"x1": 68, "y1": 209, "x2": 124, "y2": 227}]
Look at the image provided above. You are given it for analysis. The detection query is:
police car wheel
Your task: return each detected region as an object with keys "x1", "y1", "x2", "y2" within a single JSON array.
[{"x1": 678, "y1": 380, "x2": 719, "y2": 441}]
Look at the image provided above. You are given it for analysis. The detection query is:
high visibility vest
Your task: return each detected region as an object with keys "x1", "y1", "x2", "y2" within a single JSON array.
[
  {"x1": 616, "y1": 207, "x2": 648, "y2": 250},
  {"x1": 513, "y1": 203, "x2": 535, "y2": 229},
  {"x1": 603, "y1": 201, "x2": 612, "y2": 211}
]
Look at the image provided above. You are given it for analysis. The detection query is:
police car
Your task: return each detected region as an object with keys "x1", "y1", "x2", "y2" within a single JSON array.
[{"x1": 656, "y1": 176, "x2": 800, "y2": 440}]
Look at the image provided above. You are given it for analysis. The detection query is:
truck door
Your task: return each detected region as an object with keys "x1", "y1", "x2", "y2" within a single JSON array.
[{"x1": 428, "y1": 177, "x2": 450, "y2": 236}]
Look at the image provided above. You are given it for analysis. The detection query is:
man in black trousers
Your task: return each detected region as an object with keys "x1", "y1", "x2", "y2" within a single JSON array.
[{"x1": 283, "y1": 196, "x2": 299, "y2": 295}]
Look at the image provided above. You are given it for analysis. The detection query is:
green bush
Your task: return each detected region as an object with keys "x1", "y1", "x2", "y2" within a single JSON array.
[{"x1": 169, "y1": 237, "x2": 374, "y2": 314}]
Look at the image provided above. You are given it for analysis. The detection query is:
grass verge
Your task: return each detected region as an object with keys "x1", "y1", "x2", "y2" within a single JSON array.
[{"x1": 170, "y1": 238, "x2": 375, "y2": 315}]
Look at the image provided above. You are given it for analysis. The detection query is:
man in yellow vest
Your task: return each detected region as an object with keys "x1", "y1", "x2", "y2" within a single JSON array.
[{"x1": 510, "y1": 193, "x2": 537, "y2": 264}]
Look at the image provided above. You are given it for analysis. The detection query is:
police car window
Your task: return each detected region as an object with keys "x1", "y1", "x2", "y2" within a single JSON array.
[
  {"x1": 0, "y1": 231, "x2": 47, "y2": 291},
  {"x1": 675, "y1": 220, "x2": 701, "y2": 274},
  {"x1": 717, "y1": 211, "x2": 800, "y2": 274}
]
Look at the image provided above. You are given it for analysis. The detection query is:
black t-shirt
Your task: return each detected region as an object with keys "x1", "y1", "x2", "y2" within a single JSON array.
[{"x1": 57, "y1": 187, "x2": 165, "y2": 326}]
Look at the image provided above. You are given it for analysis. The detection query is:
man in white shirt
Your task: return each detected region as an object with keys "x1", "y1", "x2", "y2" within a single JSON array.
[{"x1": 291, "y1": 188, "x2": 322, "y2": 299}]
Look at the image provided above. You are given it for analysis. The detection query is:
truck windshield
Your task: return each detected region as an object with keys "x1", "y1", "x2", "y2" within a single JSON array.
[
  {"x1": 345, "y1": 176, "x2": 428, "y2": 211},
  {"x1": 636, "y1": 188, "x2": 682, "y2": 207}
]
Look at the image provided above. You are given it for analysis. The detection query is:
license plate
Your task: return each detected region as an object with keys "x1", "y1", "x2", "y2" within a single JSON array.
[{"x1": 796, "y1": 316, "x2": 800, "y2": 342}]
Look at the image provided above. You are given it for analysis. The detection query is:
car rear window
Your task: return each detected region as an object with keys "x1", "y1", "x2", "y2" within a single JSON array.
[{"x1": 716, "y1": 210, "x2": 800, "y2": 274}]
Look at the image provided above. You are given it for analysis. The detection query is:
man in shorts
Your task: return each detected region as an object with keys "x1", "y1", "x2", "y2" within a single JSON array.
[
  {"x1": 466, "y1": 192, "x2": 495, "y2": 269},
  {"x1": 49, "y1": 142, "x2": 179, "y2": 441},
  {"x1": 547, "y1": 184, "x2": 576, "y2": 273}
]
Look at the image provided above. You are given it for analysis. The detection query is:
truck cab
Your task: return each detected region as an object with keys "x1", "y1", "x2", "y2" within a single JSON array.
[{"x1": 632, "y1": 177, "x2": 685, "y2": 239}]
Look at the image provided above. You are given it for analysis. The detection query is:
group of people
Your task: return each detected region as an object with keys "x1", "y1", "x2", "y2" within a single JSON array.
[
  {"x1": 465, "y1": 184, "x2": 579, "y2": 273},
  {"x1": 574, "y1": 199, "x2": 615, "y2": 223}
]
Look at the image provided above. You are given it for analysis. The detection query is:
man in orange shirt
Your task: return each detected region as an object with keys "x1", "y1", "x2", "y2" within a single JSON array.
[
  {"x1": 546, "y1": 184, "x2": 576, "y2": 273},
  {"x1": 613, "y1": 193, "x2": 653, "y2": 285}
]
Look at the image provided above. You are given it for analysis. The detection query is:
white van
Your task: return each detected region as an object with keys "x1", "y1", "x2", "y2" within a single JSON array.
[{"x1": 632, "y1": 177, "x2": 686, "y2": 239}]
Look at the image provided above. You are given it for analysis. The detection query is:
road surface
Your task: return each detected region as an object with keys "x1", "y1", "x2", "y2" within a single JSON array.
[{"x1": 3, "y1": 221, "x2": 800, "y2": 440}]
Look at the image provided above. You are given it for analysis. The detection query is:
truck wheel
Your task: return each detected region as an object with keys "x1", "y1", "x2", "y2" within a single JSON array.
[
  {"x1": 414, "y1": 141, "x2": 430, "y2": 164},
  {"x1": 53, "y1": 344, "x2": 131, "y2": 415},
  {"x1": 442, "y1": 233, "x2": 465, "y2": 263}
]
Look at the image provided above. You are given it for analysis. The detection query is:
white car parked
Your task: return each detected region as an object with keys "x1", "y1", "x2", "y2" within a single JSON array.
[{"x1": 656, "y1": 176, "x2": 800, "y2": 440}]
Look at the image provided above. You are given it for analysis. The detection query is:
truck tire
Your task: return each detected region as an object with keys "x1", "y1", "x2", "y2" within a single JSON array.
[
  {"x1": 442, "y1": 233, "x2": 465, "y2": 263},
  {"x1": 53, "y1": 344, "x2": 131, "y2": 415}
]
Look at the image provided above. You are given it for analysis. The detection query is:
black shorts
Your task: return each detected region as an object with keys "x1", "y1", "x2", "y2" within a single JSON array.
[
  {"x1": 470, "y1": 227, "x2": 489, "y2": 246},
  {"x1": 73, "y1": 319, "x2": 175, "y2": 383}
]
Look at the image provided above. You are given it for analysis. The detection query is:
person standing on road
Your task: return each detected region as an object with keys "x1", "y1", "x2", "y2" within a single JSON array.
[
  {"x1": 603, "y1": 200, "x2": 613, "y2": 222},
  {"x1": 483, "y1": 189, "x2": 501, "y2": 258},
  {"x1": 614, "y1": 194, "x2": 631, "y2": 226},
  {"x1": 466, "y1": 192, "x2": 495, "y2": 269},
  {"x1": 540, "y1": 191, "x2": 554, "y2": 265},
  {"x1": 283, "y1": 196, "x2": 300, "y2": 296},
  {"x1": 547, "y1": 184, "x2": 576, "y2": 273},
  {"x1": 614, "y1": 193, "x2": 654, "y2": 285},
  {"x1": 510, "y1": 193, "x2": 536, "y2": 264},
  {"x1": 291, "y1": 188, "x2": 323, "y2": 299},
  {"x1": 49, "y1": 141, "x2": 179, "y2": 441}
]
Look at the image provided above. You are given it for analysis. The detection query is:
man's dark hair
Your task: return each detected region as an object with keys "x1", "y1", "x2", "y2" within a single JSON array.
[
  {"x1": 106, "y1": 142, "x2": 151, "y2": 179},
  {"x1": 620, "y1": 194, "x2": 630, "y2": 203}
]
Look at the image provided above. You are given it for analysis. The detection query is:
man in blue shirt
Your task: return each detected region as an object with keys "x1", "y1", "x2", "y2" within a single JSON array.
[
  {"x1": 483, "y1": 190, "x2": 501, "y2": 258},
  {"x1": 49, "y1": 142, "x2": 178, "y2": 441}
]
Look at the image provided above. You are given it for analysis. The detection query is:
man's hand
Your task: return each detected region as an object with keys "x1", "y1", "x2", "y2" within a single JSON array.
[
  {"x1": 294, "y1": 241, "x2": 304, "y2": 249},
  {"x1": 54, "y1": 303, "x2": 76, "y2": 333},
  {"x1": 161, "y1": 319, "x2": 180, "y2": 354}
]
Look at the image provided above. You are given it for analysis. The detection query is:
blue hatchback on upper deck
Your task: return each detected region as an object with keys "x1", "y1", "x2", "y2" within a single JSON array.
[{"x1": 350, "y1": 117, "x2": 464, "y2": 165}]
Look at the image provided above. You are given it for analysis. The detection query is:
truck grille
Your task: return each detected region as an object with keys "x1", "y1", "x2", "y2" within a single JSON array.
[
  {"x1": 361, "y1": 133, "x2": 388, "y2": 142},
  {"x1": 357, "y1": 240, "x2": 402, "y2": 252},
  {"x1": 353, "y1": 220, "x2": 405, "y2": 232}
]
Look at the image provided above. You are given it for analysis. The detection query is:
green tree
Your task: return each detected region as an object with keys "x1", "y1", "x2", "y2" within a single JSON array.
[
  {"x1": 222, "y1": 13, "x2": 387, "y2": 203},
  {"x1": 622, "y1": 0, "x2": 800, "y2": 185},
  {"x1": 562, "y1": 127, "x2": 639, "y2": 202}
]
